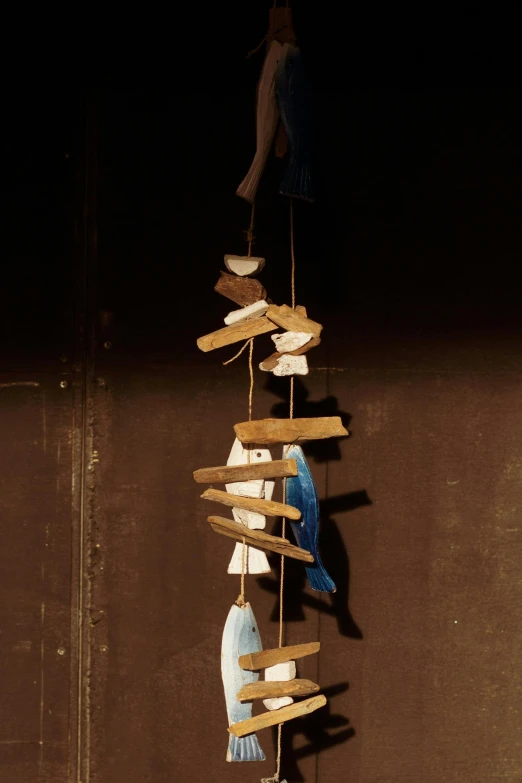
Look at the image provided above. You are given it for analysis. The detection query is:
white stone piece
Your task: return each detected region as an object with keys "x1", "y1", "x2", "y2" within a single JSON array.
[
  {"x1": 224, "y1": 255, "x2": 266, "y2": 276},
  {"x1": 272, "y1": 354, "x2": 309, "y2": 377},
  {"x1": 263, "y1": 696, "x2": 294, "y2": 710},
  {"x1": 265, "y1": 661, "x2": 296, "y2": 681},
  {"x1": 224, "y1": 299, "x2": 269, "y2": 326},
  {"x1": 271, "y1": 331, "x2": 313, "y2": 353}
]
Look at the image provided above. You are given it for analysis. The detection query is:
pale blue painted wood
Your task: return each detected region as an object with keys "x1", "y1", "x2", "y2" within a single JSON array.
[{"x1": 221, "y1": 602, "x2": 266, "y2": 762}]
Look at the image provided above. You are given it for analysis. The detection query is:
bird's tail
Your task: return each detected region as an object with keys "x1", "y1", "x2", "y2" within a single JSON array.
[{"x1": 227, "y1": 732, "x2": 266, "y2": 762}]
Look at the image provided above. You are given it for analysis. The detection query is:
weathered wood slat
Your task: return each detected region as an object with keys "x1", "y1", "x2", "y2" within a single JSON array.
[
  {"x1": 234, "y1": 417, "x2": 349, "y2": 444},
  {"x1": 228, "y1": 695, "x2": 327, "y2": 736},
  {"x1": 201, "y1": 487, "x2": 301, "y2": 520},
  {"x1": 266, "y1": 304, "x2": 323, "y2": 337},
  {"x1": 193, "y1": 458, "x2": 298, "y2": 485},
  {"x1": 214, "y1": 271, "x2": 266, "y2": 306},
  {"x1": 207, "y1": 516, "x2": 313, "y2": 563},
  {"x1": 197, "y1": 316, "x2": 276, "y2": 352},
  {"x1": 237, "y1": 679, "x2": 320, "y2": 701},
  {"x1": 239, "y1": 641, "x2": 320, "y2": 671}
]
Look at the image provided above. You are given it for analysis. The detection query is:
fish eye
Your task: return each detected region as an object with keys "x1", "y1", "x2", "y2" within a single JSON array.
[{"x1": 252, "y1": 627, "x2": 256, "y2": 632}]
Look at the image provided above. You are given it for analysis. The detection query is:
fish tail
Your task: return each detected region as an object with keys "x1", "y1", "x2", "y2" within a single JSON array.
[
  {"x1": 279, "y1": 156, "x2": 313, "y2": 202},
  {"x1": 305, "y1": 561, "x2": 336, "y2": 593},
  {"x1": 227, "y1": 732, "x2": 266, "y2": 762}
]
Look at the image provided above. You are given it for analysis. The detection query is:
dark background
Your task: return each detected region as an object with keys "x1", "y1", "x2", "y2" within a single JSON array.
[{"x1": 1, "y1": 5, "x2": 522, "y2": 782}]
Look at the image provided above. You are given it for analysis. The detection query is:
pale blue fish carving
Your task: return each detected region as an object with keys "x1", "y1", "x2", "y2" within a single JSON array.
[
  {"x1": 284, "y1": 445, "x2": 336, "y2": 593},
  {"x1": 275, "y1": 43, "x2": 314, "y2": 202},
  {"x1": 221, "y1": 602, "x2": 266, "y2": 762}
]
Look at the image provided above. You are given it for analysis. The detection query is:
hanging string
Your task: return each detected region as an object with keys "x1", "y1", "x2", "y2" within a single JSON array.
[
  {"x1": 246, "y1": 202, "x2": 256, "y2": 257},
  {"x1": 290, "y1": 198, "x2": 296, "y2": 309},
  {"x1": 271, "y1": 197, "x2": 297, "y2": 783},
  {"x1": 235, "y1": 338, "x2": 256, "y2": 608}
]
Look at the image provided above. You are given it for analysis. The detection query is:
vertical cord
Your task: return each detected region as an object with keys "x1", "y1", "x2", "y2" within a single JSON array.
[
  {"x1": 274, "y1": 199, "x2": 297, "y2": 783},
  {"x1": 247, "y1": 202, "x2": 256, "y2": 258},
  {"x1": 237, "y1": 338, "x2": 255, "y2": 607},
  {"x1": 290, "y1": 198, "x2": 296, "y2": 309}
]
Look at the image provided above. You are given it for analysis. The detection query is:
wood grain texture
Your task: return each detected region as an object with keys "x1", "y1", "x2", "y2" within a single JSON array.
[
  {"x1": 214, "y1": 270, "x2": 267, "y2": 306},
  {"x1": 267, "y1": 304, "x2": 323, "y2": 337},
  {"x1": 201, "y1": 487, "x2": 301, "y2": 520},
  {"x1": 239, "y1": 642, "x2": 320, "y2": 670},
  {"x1": 197, "y1": 316, "x2": 276, "y2": 352},
  {"x1": 234, "y1": 417, "x2": 349, "y2": 444},
  {"x1": 228, "y1": 695, "x2": 327, "y2": 736},
  {"x1": 237, "y1": 679, "x2": 320, "y2": 701},
  {"x1": 207, "y1": 516, "x2": 314, "y2": 562},
  {"x1": 193, "y1": 458, "x2": 298, "y2": 484}
]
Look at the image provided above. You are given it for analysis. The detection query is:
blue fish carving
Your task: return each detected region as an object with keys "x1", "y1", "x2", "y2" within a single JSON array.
[
  {"x1": 221, "y1": 602, "x2": 266, "y2": 762},
  {"x1": 284, "y1": 445, "x2": 336, "y2": 593},
  {"x1": 275, "y1": 43, "x2": 314, "y2": 202}
]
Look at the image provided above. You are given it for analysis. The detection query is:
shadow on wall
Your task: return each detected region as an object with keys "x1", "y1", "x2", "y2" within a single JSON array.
[
  {"x1": 271, "y1": 682, "x2": 355, "y2": 783},
  {"x1": 257, "y1": 374, "x2": 369, "y2": 781}
]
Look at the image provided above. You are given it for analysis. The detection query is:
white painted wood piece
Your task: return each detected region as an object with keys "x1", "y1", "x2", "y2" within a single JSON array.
[
  {"x1": 225, "y1": 438, "x2": 274, "y2": 573},
  {"x1": 228, "y1": 542, "x2": 271, "y2": 574},
  {"x1": 271, "y1": 331, "x2": 313, "y2": 353},
  {"x1": 263, "y1": 696, "x2": 294, "y2": 710},
  {"x1": 224, "y1": 255, "x2": 266, "y2": 277},
  {"x1": 264, "y1": 661, "x2": 296, "y2": 681},
  {"x1": 224, "y1": 300, "x2": 269, "y2": 326},
  {"x1": 272, "y1": 354, "x2": 309, "y2": 377}
]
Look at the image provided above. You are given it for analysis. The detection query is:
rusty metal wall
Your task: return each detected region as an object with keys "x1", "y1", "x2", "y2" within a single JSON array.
[{"x1": 2, "y1": 34, "x2": 522, "y2": 783}]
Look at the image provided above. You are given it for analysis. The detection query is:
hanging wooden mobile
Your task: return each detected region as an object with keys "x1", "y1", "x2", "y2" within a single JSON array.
[{"x1": 193, "y1": 6, "x2": 348, "y2": 781}]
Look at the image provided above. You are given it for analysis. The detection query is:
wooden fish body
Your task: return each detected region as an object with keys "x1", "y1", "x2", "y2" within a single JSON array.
[
  {"x1": 284, "y1": 444, "x2": 336, "y2": 592},
  {"x1": 226, "y1": 438, "x2": 273, "y2": 574},
  {"x1": 275, "y1": 44, "x2": 314, "y2": 202},
  {"x1": 221, "y1": 603, "x2": 265, "y2": 762}
]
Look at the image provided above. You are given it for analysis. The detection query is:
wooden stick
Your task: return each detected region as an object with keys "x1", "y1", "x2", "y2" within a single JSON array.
[
  {"x1": 239, "y1": 642, "x2": 320, "y2": 671},
  {"x1": 201, "y1": 487, "x2": 301, "y2": 520},
  {"x1": 228, "y1": 695, "x2": 326, "y2": 737},
  {"x1": 237, "y1": 679, "x2": 320, "y2": 702},
  {"x1": 234, "y1": 417, "x2": 349, "y2": 445},
  {"x1": 267, "y1": 304, "x2": 323, "y2": 338},
  {"x1": 207, "y1": 516, "x2": 313, "y2": 563},
  {"x1": 197, "y1": 316, "x2": 276, "y2": 353},
  {"x1": 193, "y1": 458, "x2": 298, "y2": 484}
]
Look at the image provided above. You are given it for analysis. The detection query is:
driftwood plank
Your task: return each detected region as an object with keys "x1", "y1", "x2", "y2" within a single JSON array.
[
  {"x1": 197, "y1": 316, "x2": 276, "y2": 353},
  {"x1": 237, "y1": 679, "x2": 320, "y2": 701},
  {"x1": 214, "y1": 271, "x2": 267, "y2": 306},
  {"x1": 234, "y1": 417, "x2": 349, "y2": 445},
  {"x1": 267, "y1": 304, "x2": 323, "y2": 338},
  {"x1": 239, "y1": 641, "x2": 320, "y2": 671},
  {"x1": 207, "y1": 516, "x2": 313, "y2": 563},
  {"x1": 193, "y1": 458, "x2": 298, "y2": 484},
  {"x1": 228, "y1": 695, "x2": 326, "y2": 737},
  {"x1": 201, "y1": 487, "x2": 301, "y2": 520}
]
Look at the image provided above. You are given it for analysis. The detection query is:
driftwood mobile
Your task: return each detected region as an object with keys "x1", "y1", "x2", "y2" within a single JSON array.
[{"x1": 193, "y1": 8, "x2": 348, "y2": 782}]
